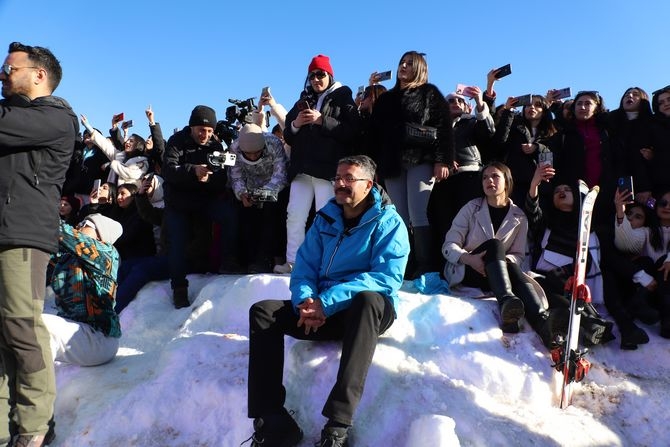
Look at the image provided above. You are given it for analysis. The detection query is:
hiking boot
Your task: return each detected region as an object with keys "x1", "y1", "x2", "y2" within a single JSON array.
[
  {"x1": 273, "y1": 262, "x2": 294, "y2": 274},
  {"x1": 7, "y1": 417, "x2": 54, "y2": 446},
  {"x1": 500, "y1": 296, "x2": 524, "y2": 333},
  {"x1": 537, "y1": 307, "x2": 570, "y2": 348},
  {"x1": 172, "y1": 286, "x2": 190, "y2": 309},
  {"x1": 316, "y1": 426, "x2": 350, "y2": 447},
  {"x1": 247, "y1": 408, "x2": 303, "y2": 447},
  {"x1": 619, "y1": 322, "x2": 650, "y2": 350}
]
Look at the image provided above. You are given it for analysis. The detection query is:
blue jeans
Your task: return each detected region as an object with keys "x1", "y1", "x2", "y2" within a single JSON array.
[{"x1": 165, "y1": 195, "x2": 238, "y2": 289}]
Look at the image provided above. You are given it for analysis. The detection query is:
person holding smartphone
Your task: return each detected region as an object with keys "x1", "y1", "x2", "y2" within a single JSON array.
[
  {"x1": 274, "y1": 54, "x2": 361, "y2": 274},
  {"x1": 370, "y1": 51, "x2": 453, "y2": 278}
]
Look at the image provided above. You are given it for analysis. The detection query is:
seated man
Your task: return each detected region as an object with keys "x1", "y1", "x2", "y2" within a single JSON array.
[
  {"x1": 43, "y1": 214, "x2": 123, "y2": 366},
  {"x1": 246, "y1": 155, "x2": 410, "y2": 447}
]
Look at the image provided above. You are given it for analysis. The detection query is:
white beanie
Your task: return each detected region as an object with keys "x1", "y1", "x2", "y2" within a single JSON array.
[
  {"x1": 85, "y1": 214, "x2": 123, "y2": 244},
  {"x1": 238, "y1": 124, "x2": 266, "y2": 153}
]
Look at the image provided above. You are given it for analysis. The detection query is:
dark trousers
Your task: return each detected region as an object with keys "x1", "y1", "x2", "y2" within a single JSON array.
[
  {"x1": 115, "y1": 255, "x2": 170, "y2": 313},
  {"x1": 247, "y1": 291, "x2": 395, "y2": 426}
]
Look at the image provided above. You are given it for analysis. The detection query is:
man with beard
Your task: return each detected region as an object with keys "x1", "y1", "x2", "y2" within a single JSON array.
[
  {"x1": 245, "y1": 155, "x2": 409, "y2": 447},
  {"x1": 0, "y1": 42, "x2": 78, "y2": 447}
]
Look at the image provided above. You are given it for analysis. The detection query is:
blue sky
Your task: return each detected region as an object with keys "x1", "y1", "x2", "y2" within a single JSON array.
[{"x1": 2, "y1": 0, "x2": 669, "y2": 138}]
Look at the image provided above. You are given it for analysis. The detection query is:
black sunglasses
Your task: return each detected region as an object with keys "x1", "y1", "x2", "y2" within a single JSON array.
[{"x1": 308, "y1": 70, "x2": 328, "y2": 81}]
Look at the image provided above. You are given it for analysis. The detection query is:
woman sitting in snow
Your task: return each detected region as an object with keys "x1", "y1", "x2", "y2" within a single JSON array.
[{"x1": 44, "y1": 214, "x2": 123, "y2": 366}]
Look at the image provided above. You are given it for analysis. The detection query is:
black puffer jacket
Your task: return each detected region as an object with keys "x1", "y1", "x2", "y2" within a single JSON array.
[
  {"x1": 162, "y1": 127, "x2": 228, "y2": 211},
  {"x1": 0, "y1": 94, "x2": 78, "y2": 252},
  {"x1": 370, "y1": 83, "x2": 453, "y2": 178},
  {"x1": 284, "y1": 83, "x2": 361, "y2": 181}
]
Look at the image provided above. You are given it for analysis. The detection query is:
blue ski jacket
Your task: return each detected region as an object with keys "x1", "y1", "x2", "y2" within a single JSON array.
[{"x1": 290, "y1": 185, "x2": 410, "y2": 317}]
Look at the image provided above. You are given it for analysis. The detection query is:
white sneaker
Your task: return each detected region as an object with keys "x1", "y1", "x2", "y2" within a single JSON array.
[{"x1": 273, "y1": 262, "x2": 294, "y2": 274}]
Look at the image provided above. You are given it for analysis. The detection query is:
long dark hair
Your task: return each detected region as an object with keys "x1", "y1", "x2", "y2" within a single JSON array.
[
  {"x1": 649, "y1": 190, "x2": 670, "y2": 252},
  {"x1": 520, "y1": 95, "x2": 557, "y2": 138}
]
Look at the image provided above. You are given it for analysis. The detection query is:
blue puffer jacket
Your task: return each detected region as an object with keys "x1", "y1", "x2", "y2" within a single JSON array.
[{"x1": 290, "y1": 185, "x2": 410, "y2": 317}]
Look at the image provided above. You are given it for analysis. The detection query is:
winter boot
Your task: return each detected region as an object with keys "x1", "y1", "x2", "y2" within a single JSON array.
[
  {"x1": 536, "y1": 307, "x2": 571, "y2": 349},
  {"x1": 247, "y1": 408, "x2": 303, "y2": 447},
  {"x1": 410, "y1": 226, "x2": 437, "y2": 279},
  {"x1": 579, "y1": 315, "x2": 615, "y2": 346},
  {"x1": 172, "y1": 286, "x2": 190, "y2": 309},
  {"x1": 618, "y1": 319, "x2": 650, "y2": 350},
  {"x1": 317, "y1": 425, "x2": 350, "y2": 447},
  {"x1": 485, "y1": 260, "x2": 524, "y2": 333},
  {"x1": 628, "y1": 287, "x2": 660, "y2": 325}
]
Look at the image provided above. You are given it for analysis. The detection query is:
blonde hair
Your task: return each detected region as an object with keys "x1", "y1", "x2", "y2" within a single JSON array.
[{"x1": 394, "y1": 51, "x2": 428, "y2": 90}]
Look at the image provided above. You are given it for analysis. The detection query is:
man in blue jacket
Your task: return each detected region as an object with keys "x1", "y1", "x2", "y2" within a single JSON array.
[{"x1": 246, "y1": 155, "x2": 410, "y2": 447}]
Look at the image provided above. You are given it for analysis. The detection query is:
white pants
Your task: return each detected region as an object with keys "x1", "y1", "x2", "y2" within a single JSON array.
[
  {"x1": 285, "y1": 174, "x2": 333, "y2": 263},
  {"x1": 42, "y1": 314, "x2": 119, "y2": 366}
]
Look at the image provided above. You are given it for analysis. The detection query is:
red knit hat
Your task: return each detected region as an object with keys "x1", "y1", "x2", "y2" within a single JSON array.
[{"x1": 308, "y1": 54, "x2": 333, "y2": 77}]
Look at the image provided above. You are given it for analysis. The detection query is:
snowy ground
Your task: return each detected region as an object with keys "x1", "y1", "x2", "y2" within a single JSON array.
[{"x1": 44, "y1": 274, "x2": 670, "y2": 447}]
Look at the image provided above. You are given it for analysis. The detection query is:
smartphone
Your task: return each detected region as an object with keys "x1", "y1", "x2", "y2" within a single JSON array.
[
  {"x1": 376, "y1": 70, "x2": 392, "y2": 82},
  {"x1": 112, "y1": 112, "x2": 124, "y2": 123},
  {"x1": 513, "y1": 94, "x2": 532, "y2": 107},
  {"x1": 92, "y1": 179, "x2": 101, "y2": 193},
  {"x1": 455, "y1": 83, "x2": 467, "y2": 95},
  {"x1": 553, "y1": 87, "x2": 572, "y2": 100},
  {"x1": 494, "y1": 64, "x2": 512, "y2": 79},
  {"x1": 297, "y1": 100, "x2": 310, "y2": 111},
  {"x1": 261, "y1": 86, "x2": 270, "y2": 96},
  {"x1": 122, "y1": 120, "x2": 133, "y2": 129},
  {"x1": 617, "y1": 176, "x2": 634, "y2": 198},
  {"x1": 538, "y1": 151, "x2": 553, "y2": 167}
]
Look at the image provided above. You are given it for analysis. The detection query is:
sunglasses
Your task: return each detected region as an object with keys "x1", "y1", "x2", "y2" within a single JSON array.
[
  {"x1": 447, "y1": 97, "x2": 465, "y2": 104},
  {"x1": 308, "y1": 70, "x2": 328, "y2": 81},
  {"x1": 657, "y1": 199, "x2": 670, "y2": 208},
  {"x1": 0, "y1": 63, "x2": 38, "y2": 76}
]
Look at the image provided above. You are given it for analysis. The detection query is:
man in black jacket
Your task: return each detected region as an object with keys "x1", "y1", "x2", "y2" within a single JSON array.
[
  {"x1": 0, "y1": 42, "x2": 78, "y2": 447},
  {"x1": 162, "y1": 105, "x2": 238, "y2": 308}
]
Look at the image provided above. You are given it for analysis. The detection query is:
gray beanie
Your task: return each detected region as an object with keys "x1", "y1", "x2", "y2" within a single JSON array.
[{"x1": 86, "y1": 214, "x2": 123, "y2": 244}]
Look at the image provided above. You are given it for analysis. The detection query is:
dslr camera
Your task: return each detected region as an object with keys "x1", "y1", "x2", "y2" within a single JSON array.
[
  {"x1": 249, "y1": 188, "x2": 278, "y2": 202},
  {"x1": 207, "y1": 151, "x2": 236, "y2": 171}
]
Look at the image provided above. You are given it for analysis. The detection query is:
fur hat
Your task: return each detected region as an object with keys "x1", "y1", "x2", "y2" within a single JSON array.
[
  {"x1": 85, "y1": 214, "x2": 123, "y2": 244},
  {"x1": 189, "y1": 105, "x2": 217, "y2": 128},
  {"x1": 238, "y1": 124, "x2": 265, "y2": 153},
  {"x1": 308, "y1": 54, "x2": 333, "y2": 77}
]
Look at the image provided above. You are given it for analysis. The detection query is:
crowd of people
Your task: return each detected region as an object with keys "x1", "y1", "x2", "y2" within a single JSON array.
[{"x1": 3, "y1": 41, "x2": 670, "y2": 446}]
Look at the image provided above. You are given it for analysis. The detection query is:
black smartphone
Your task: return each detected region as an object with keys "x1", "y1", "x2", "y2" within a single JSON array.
[
  {"x1": 513, "y1": 94, "x2": 532, "y2": 106},
  {"x1": 494, "y1": 63, "x2": 512, "y2": 79},
  {"x1": 297, "y1": 100, "x2": 310, "y2": 111},
  {"x1": 617, "y1": 176, "x2": 634, "y2": 198}
]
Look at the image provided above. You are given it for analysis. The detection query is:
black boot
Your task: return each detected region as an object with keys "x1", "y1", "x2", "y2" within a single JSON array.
[
  {"x1": 485, "y1": 260, "x2": 524, "y2": 333},
  {"x1": 410, "y1": 226, "x2": 436, "y2": 279},
  {"x1": 628, "y1": 286, "x2": 660, "y2": 325},
  {"x1": 618, "y1": 319, "x2": 650, "y2": 350},
  {"x1": 580, "y1": 315, "x2": 615, "y2": 346},
  {"x1": 172, "y1": 286, "x2": 190, "y2": 309}
]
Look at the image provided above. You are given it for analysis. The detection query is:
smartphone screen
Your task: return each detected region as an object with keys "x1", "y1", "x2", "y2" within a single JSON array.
[
  {"x1": 554, "y1": 87, "x2": 572, "y2": 100},
  {"x1": 513, "y1": 94, "x2": 532, "y2": 106},
  {"x1": 538, "y1": 152, "x2": 553, "y2": 167},
  {"x1": 617, "y1": 176, "x2": 634, "y2": 198},
  {"x1": 376, "y1": 70, "x2": 392, "y2": 82},
  {"x1": 495, "y1": 64, "x2": 512, "y2": 79},
  {"x1": 92, "y1": 179, "x2": 101, "y2": 192}
]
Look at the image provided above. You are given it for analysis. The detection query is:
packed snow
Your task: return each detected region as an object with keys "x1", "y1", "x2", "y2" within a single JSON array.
[{"x1": 43, "y1": 273, "x2": 670, "y2": 446}]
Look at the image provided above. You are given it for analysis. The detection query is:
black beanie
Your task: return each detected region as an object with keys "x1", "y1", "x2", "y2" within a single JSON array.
[{"x1": 189, "y1": 105, "x2": 217, "y2": 128}]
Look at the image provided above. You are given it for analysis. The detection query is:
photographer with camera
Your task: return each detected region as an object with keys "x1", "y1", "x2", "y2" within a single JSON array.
[
  {"x1": 229, "y1": 123, "x2": 289, "y2": 273},
  {"x1": 162, "y1": 105, "x2": 239, "y2": 308}
]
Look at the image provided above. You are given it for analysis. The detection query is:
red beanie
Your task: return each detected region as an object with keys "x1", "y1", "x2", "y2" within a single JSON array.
[{"x1": 308, "y1": 54, "x2": 334, "y2": 77}]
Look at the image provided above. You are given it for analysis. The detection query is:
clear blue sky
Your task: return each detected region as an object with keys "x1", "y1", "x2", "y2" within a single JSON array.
[{"x1": 2, "y1": 0, "x2": 669, "y2": 138}]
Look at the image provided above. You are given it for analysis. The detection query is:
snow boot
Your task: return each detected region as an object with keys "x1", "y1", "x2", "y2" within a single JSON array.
[
  {"x1": 618, "y1": 319, "x2": 650, "y2": 350},
  {"x1": 247, "y1": 408, "x2": 303, "y2": 447}
]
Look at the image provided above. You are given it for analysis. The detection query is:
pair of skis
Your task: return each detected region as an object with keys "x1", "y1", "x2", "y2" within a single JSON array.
[{"x1": 550, "y1": 180, "x2": 599, "y2": 409}]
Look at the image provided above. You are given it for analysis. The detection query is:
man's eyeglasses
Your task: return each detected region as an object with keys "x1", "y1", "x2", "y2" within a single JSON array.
[
  {"x1": 330, "y1": 176, "x2": 370, "y2": 185},
  {"x1": 0, "y1": 63, "x2": 38, "y2": 76},
  {"x1": 308, "y1": 70, "x2": 328, "y2": 81}
]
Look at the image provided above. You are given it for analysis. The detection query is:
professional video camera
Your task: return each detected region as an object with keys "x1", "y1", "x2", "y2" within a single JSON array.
[
  {"x1": 207, "y1": 151, "x2": 237, "y2": 172},
  {"x1": 214, "y1": 97, "x2": 257, "y2": 147}
]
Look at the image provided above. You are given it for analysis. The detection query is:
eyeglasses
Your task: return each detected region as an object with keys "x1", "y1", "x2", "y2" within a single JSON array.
[
  {"x1": 657, "y1": 199, "x2": 670, "y2": 208},
  {"x1": 0, "y1": 63, "x2": 38, "y2": 76},
  {"x1": 330, "y1": 175, "x2": 370, "y2": 185},
  {"x1": 308, "y1": 70, "x2": 328, "y2": 81}
]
